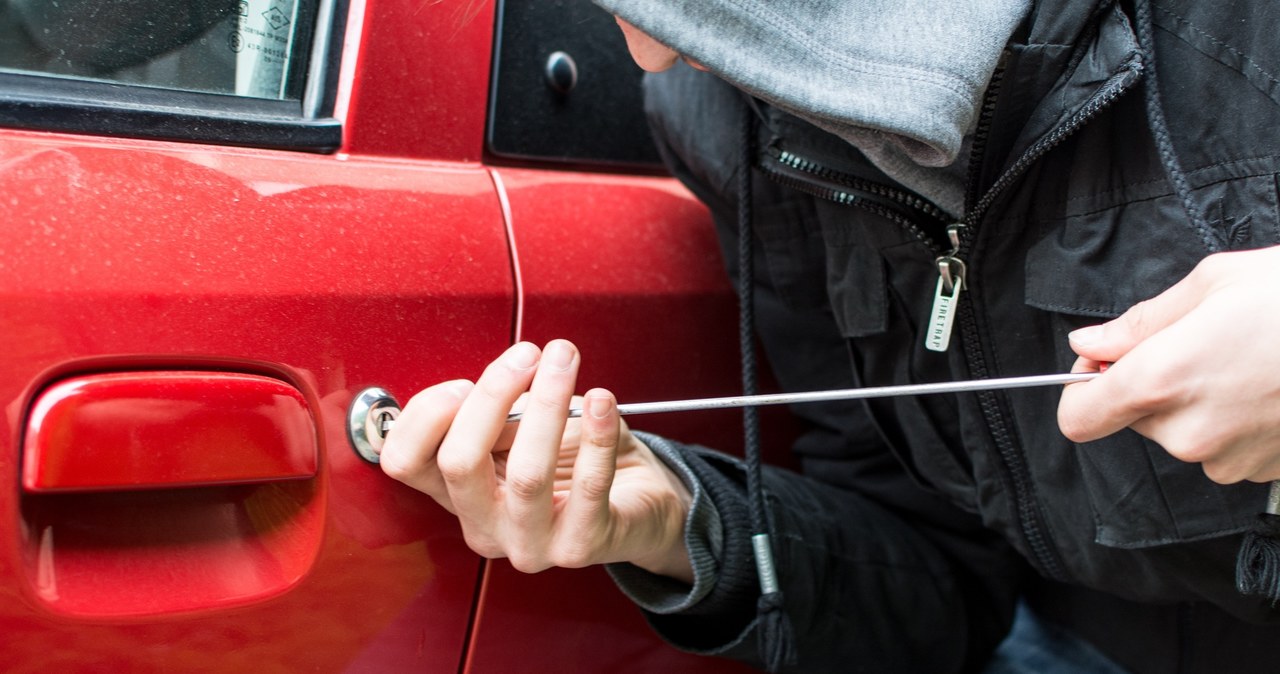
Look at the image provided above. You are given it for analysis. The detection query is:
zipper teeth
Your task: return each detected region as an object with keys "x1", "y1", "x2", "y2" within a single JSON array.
[
  {"x1": 955, "y1": 61, "x2": 1140, "y2": 583},
  {"x1": 960, "y1": 306, "x2": 1069, "y2": 581},
  {"x1": 966, "y1": 70, "x2": 1135, "y2": 229},
  {"x1": 759, "y1": 165, "x2": 944, "y2": 255},
  {"x1": 963, "y1": 61, "x2": 1007, "y2": 215},
  {"x1": 774, "y1": 149, "x2": 950, "y2": 223}
]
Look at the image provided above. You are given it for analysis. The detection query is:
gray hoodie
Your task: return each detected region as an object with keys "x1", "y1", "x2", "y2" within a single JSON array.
[{"x1": 594, "y1": 0, "x2": 1030, "y2": 216}]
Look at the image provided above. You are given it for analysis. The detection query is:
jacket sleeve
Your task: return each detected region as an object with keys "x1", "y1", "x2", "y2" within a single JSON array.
[
  {"x1": 610, "y1": 433, "x2": 1025, "y2": 673},
  {"x1": 603, "y1": 64, "x2": 1028, "y2": 673}
]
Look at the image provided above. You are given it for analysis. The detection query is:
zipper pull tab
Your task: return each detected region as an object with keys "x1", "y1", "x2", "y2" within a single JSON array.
[{"x1": 925, "y1": 225, "x2": 967, "y2": 352}]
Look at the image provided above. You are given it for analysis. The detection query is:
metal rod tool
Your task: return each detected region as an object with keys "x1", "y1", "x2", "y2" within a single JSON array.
[{"x1": 506, "y1": 371, "x2": 1101, "y2": 422}]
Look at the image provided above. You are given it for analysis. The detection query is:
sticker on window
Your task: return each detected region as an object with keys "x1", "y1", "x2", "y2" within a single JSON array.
[{"x1": 233, "y1": 0, "x2": 301, "y2": 98}]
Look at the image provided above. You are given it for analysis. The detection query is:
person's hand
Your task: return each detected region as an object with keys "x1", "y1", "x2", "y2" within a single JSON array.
[
  {"x1": 1059, "y1": 246, "x2": 1280, "y2": 484},
  {"x1": 378, "y1": 339, "x2": 694, "y2": 582}
]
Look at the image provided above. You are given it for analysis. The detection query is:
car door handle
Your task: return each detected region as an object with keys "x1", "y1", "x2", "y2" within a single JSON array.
[{"x1": 23, "y1": 371, "x2": 318, "y2": 492}]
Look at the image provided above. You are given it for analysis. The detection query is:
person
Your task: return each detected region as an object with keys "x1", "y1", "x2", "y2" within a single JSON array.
[{"x1": 380, "y1": 1, "x2": 1280, "y2": 671}]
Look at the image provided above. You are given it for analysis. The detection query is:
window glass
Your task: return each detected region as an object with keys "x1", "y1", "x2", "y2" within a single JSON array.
[{"x1": 0, "y1": 0, "x2": 313, "y2": 101}]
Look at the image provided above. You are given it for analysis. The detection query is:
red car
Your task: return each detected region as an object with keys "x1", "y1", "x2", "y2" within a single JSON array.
[{"x1": 0, "y1": 1, "x2": 758, "y2": 670}]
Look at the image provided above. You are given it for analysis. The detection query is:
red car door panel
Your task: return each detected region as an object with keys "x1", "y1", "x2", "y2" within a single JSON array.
[{"x1": 0, "y1": 135, "x2": 511, "y2": 670}]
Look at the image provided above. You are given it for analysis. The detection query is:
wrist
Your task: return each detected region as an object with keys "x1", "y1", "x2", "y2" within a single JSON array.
[{"x1": 629, "y1": 476, "x2": 694, "y2": 583}]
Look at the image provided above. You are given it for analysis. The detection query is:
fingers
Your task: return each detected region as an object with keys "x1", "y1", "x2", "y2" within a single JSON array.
[
  {"x1": 1057, "y1": 251, "x2": 1280, "y2": 484},
  {"x1": 558, "y1": 389, "x2": 621, "y2": 566},
  {"x1": 1057, "y1": 353, "x2": 1122, "y2": 441},
  {"x1": 1058, "y1": 351, "x2": 1143, "y2": 442},
  {"x1": 428, "y1": 340, "x2": 600, "y2": 573},
  {"x1": 1066, "y1": 258, "x2": 1213, "y2": 364},
  {"x1": 503, "y1": 340, "x2": 579, "y2": 539},
  {"x1": 437, "y1": 341, "x2": 541, "y2": 525},
  {"x1": 1243, "y1": 454, "x2": 1280, "y2": 484},
  {"x1": 379, "y1": 379, "x2": 474, "y2": 509},
  {"x1": 1059, "y1": 258, "x2": 1222, "y2": 442},
  {"x1": 1058, "y1": 326, "x2": 1192, "y2": 442},
  {"x1": 386, "y1": 341, "x2": 639, "y2": 573}
]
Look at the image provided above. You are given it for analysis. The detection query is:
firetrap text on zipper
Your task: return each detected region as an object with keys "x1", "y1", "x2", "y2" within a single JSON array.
[{"x1": 927, "y1": 224, "x2": 967, "y2": 352}]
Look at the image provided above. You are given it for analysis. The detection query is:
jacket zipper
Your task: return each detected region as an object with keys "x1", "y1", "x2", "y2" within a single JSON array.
[
  {"x1": 754, "y1": 55, "x2": 1141, "y2": 582},
  {"x1": 952, "y1": 60, "x2": 1140, "y2": 582},
  {"x1": 759, "y1": 146, "x2": 952, "y2": 252},
  {"x1": 923, "y1": 56, "x2": 1013, "y2": 353},
  {"x1": 759, "y1": 144, "x2": 965, "y2": 350}
]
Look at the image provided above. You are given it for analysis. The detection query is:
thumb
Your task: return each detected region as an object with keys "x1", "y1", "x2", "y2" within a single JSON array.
[{"x1": 1067, "y1": 268, "x2": 1209, "y2": 363}]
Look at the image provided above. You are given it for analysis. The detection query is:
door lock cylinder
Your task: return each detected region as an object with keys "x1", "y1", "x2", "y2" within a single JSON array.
[{"x1": 347, "y1": 387, "x2": 401, "y2": 463}]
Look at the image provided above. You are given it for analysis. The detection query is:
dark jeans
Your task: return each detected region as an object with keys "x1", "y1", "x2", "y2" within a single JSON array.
[{"x1": 984, "y1": 602, "x2": 1129, "y2": 674}]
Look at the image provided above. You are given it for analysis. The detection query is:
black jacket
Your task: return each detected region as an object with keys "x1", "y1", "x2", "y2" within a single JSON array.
[{"x1": 631, "y1": 1, "x2": 1280, "y2": 672}]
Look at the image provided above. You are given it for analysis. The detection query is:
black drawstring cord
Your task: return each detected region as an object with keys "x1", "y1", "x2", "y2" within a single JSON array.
[
  {"x1": 737, "y1": 94, "x2": 796, "y2": 671},
  {"x1": 1132, "y1": 0, "x2": 1280, "y2": 601}
]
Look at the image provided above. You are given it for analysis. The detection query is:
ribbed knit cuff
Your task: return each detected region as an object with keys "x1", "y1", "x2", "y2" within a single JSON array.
[
  {"x1": 608, "y1": 435, "x2": 762, "y2": 656},
  {"x1": 606, "y1": 431, "x2": 723, "y2": 613}
]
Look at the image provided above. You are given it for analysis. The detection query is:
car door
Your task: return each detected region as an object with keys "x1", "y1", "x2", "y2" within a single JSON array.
[
  {"x1": 0, "y1": 0, "x2": 505, "y2": 670},
  {"x1": 1, "y1": 0, "x2": 758, "y2": 671}
]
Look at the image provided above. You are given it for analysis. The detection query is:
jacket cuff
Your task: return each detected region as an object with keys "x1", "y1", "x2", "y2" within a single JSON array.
[
  {"x1": 606, "y1": 431, "x2": 723, "y2": 613},
  {"x1": 609, "y1": 433, "x2": 763, "y2": 654}
]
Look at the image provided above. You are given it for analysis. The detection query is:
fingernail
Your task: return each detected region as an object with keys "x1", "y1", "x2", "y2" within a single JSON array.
[
  {"x1": 1068, "y1": 325, "x2": 1103, "y2": 347},
  {"x1": 505, "y1": 342, "x2": 539, "y2": 370},
  {"x1": 445, "y1": 379, "x2": 474, "y2": 398},
  {"x1": 588, "y1": 394, "x2": 612, "y2": 419},
  {"x1": 545, "y1": 340, "x2": 575, "y2": 372}
]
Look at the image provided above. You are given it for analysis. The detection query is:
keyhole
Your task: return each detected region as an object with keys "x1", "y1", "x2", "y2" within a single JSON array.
[
  {"x1": 348, "y1": 388, "x2": 402, "y2": 464},
  {"x1": 376, "y1": 410, "x2": 396, "y2": 438}
]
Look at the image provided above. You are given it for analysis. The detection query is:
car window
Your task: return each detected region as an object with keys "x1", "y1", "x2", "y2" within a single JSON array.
[
  {"x1": 0, "y1": 0, "x2": 312, "y2": 100},
  {"x1": 0, "y1": 0, "x2": 341, "y2": 150}
]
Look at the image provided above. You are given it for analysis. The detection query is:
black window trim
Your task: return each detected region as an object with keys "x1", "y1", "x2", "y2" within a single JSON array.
[
  {"x1": 0, "y1": 0, "x2": 348, "y2": 153},
  {"x1": 485, "y1": 0, "x2": 663, "y2": 170}
]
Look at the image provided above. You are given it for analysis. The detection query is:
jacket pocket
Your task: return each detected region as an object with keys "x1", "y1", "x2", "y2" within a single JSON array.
[
  {"x1": 754, "y1": 193, "x2": 834, "y2": 314},
  {"x1": 821, "y1": 213, "x2": 978, "y2": 506},
  {"x1": 1023, "y1": 174, "x2": 1280, "y2": 547},
  {"x1": 1075, "y1": 432, "x2": 1261, "y2": 548}
]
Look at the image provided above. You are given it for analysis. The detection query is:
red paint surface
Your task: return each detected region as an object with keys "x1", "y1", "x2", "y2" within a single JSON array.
[
  {"x1": 344, "y1": 0, "x2": 497, "y2": 161},
  {"x1": 498, "y1": 167, "x2": 749, "y2": 451},
  {"x1": 0, "y1": 0, "x2": 771, "y2": 670},
  {"x1": 24, "y1": 371, "x2": 317, "y2": 492},
  {"x1": 0, "y1": 133, "x2": 508, "y2": 671},
  {"x1": 21, "y1": 481, "x2": 326, "y2": 618},
  {"x1": 470, "y1": 563, "x2": 760, "y2": 674}
]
